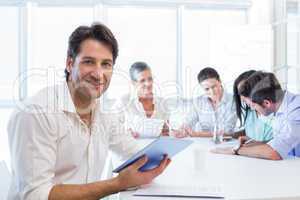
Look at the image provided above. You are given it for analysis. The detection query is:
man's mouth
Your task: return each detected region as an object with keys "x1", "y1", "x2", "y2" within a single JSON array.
[
  {"x1": 86, "y1": 81, "x2": 105, "y2": 89},
  {"x1": 93, "y1": 83, "x2": 105, "y2": 89}
]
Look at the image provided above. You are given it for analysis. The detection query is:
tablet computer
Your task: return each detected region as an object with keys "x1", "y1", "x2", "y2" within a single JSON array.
[{"x1": 112, "y1": 137, "x2": 193, "y2": 173}]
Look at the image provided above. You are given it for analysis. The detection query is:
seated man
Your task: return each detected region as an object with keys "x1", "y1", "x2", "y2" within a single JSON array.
[
  {"x1": 212, "y1": 71, "x2": 300, "y2": 160},
  {"x1": 173, "y1": 67, "x2": 237, "y2": 138},
  {"x1": 7, "y1": 23, "x2": 170, "y2": 200}
]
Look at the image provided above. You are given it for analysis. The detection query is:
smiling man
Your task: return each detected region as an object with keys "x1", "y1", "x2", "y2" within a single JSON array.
[
  {"x1": 212, "y1": 71, "x2": 300, "y2": 160},
  {"x1": 7, "y1": 23, "x2": 170, "y2": 200}
]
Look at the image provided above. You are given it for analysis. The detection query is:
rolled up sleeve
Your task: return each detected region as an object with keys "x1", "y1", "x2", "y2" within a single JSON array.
[
  {"x1": 268, "y1": 119, "x2": 300, "y2": 159},
  {"x1": 8, "y1": 108, "x2": 57, "y2": 200}
]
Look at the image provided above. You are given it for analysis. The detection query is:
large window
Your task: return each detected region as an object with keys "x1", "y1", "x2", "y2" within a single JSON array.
[
  {"x1": 0, "y1": 109, "x2": 13, "y2": 165},
  {"x1": 182, "y1": 8, "x2": 272, "y2": 97},
  {"x1": 182, "y1": 9, "x2": 247, "y2": 97},
  {"x1": 106, "y1": 6, "x2": 177, "y2": 99},
  {"x1": 0, "y1": 7, "x2": 19, "y2": 101},
  {"x1": 287, "y1": 1, "x2": 300, "y2": 93},
  {"x1": 2, "y1": 0, "x2": 275, "y2": 163},
  {"x1": 28, "y1": 6, "x2": 94, "y2": 96}
]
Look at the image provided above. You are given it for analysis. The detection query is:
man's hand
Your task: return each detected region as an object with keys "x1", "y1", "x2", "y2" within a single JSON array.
[
  {"x1": 238, "y1": 136, "x2": 250, "y2": 145},
  {"x1": 116, "y1": 155, "x2": 171, "y2": 190}
]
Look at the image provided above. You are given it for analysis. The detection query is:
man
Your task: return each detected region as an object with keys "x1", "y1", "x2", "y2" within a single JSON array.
[
  {"x1": 212, "y1": 71, "x2": 300, "y2": 160},
  {"x1": 7, "y1": 23, "x2": 170, "y2": 200},
  {"x1": 172, "y1": 67, "x2": 237, "y2": 138}
]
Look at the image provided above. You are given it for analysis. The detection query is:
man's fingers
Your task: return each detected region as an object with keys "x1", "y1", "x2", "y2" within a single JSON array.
[
  {"x1": 146, "y1": 156, "x2": 170, "y2": 177},
  {"x1": 131, "y1": 156, "x2": 148, "y2": 170},
  {"x1": 238, "y1": 136, "x2": 246, "y2": 144}
]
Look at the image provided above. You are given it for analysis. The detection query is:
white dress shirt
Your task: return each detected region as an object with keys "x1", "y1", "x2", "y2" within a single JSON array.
[
  {"x1": 7, "y1": 82, "x2": 140, "y2": 200},
  {"x1": 184, "y1": 91, "x2": 237, "y2": 133},
  {"x1": 116, "y1": 94, "x2": 169, "y2": 138}
]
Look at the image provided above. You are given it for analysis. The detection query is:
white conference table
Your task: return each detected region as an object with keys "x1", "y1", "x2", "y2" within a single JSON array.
[{"x1": 118, "y1": 138, "x2": 300, "y2": 200}]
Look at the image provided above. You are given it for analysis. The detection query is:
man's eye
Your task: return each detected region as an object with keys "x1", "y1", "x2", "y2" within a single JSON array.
[
  {"x1": 83, "y1": 60, "x2": 94, "y2": 65},
  {"x1": 102, "y1": 63, "x2": 112, "y2": 69}
]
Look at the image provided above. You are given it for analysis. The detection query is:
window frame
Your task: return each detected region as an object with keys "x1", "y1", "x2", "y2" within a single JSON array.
[{"x1": 0, "y1": 0, "x2": 251, "y2": 108}]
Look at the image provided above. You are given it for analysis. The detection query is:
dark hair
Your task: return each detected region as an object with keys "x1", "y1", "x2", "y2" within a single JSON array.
[
  {"x1": 129, "y1": 61, "x2": 151, "y2": 81},
  {"x1": 197, "y1": 67, "x2": 220, "y2": 83},
  {"x1": 238, "y1": 71, "x2": 284, "y2": 105},
  {"x1": 233, "y1": 70, "x2": 256, "y2": 127},
  {"x1": 65, "y1": 22, "x2": 118, "y2": 81}
]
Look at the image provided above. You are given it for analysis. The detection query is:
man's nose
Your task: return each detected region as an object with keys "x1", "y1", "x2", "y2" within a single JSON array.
[
  {"x1": 92, "y1": 67, "x2": 104, "y2": 79},
  {"x1": 208, "y1": 88, "x2": 214, "y2": 95},
  {"x1": 144, "y1": 80, "x2": 152, "y2": 87}
]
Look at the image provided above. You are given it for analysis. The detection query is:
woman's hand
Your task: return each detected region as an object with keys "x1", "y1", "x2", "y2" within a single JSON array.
[
  {"x1": 161, "y1": 121, "x2": 170, "y2": 136},
  {"x1": 129, "y1": 128, "x2": 140, "y2": 139}
]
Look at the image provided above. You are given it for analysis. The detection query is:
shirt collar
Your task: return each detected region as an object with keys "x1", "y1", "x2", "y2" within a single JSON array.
[
  {"x1": 275, "y1": 90, "x2": 290, "y2": 115},
  {"x1": 56, "y1": 82, "x2": 77, "y2": 113},
  {"x1": 133, "y1": 94, "x2": 159, "y2": 106},
  {"x1": 205, "y1": 89, "x2": 228, "y2": 106},
  {"x1": 220, "y1": 90, "x2": 229, "y2": 105}
]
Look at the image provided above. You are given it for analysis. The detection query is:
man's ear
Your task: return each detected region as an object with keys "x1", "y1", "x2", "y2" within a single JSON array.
[
  {"x1": 66, "y1": 57, "x2": 73, "y2": 74},
  {"x1": 262, "y1": 99, "x2": 272, "y2": 108}
]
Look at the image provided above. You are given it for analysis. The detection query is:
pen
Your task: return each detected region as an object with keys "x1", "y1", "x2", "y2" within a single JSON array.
[{"x1": 244, "y1": 138, "x2": 255, "y2": 145}]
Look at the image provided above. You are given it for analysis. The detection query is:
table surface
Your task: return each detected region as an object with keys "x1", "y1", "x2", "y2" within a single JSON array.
[{"x1": 118, "y1": 138, "x2": 300, "y2": 200}]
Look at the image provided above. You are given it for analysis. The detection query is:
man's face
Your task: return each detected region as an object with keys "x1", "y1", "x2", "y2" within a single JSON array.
[
  {"x1": 200, "y1": 78, "x2": 223, "y2": 102},
  {"x1": 134, "y1": 69, "x2": 153, "y2": 98},
  {"x1": 240, "y1": 96, "x2": 274, "y2": 116},
  {"x1": 66, "y1": 39, "x2": 113, "y2": 100}
]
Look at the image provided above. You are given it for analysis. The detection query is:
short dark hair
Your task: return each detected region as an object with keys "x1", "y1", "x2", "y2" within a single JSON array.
[
  {"x1": 65, "y1": 22, "x2": 118, "y2": 81},
  {"x1": 233, "y1": 70, "x2": 256, "y2": 127},
  {"x1": 197, "y1": 67, "x2": 220, "y2": 83},
  {"x1": 129, "y1": 61, "x2": 151, "y2": 81},
  {"x1": 238, "y1": 71, "x2": 284, "y2": 105}
]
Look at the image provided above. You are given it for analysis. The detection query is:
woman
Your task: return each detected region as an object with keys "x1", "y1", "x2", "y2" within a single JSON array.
[
  {"x1": 232, "y1": 70, "x2": 273, "y2": 141},
  {"x1": 118, "y1": 61, "x2": 169, "y2": 138},
  {"x1": 173, "y1": 67, "x2": 237, "y2": 138}
]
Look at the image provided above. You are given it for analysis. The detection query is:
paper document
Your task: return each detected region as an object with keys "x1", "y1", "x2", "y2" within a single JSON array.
[
  {"x1": 136, "y1": 118, "x2": 165, "y2": 138},
  {"x1": 134, "y1": 183, "x2": 225, "y2": 199}
]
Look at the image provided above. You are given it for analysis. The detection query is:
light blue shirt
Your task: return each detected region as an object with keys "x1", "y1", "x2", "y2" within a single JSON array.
[
  {"x1": 184, "y1": 91, "x2": 237, "y2": 133},
  {"x1": 244, "y1": 110, "x2": 273, "y2": 142},
  {"x1": 268, "y1": 91, "x2": 300, "y2": 159}
]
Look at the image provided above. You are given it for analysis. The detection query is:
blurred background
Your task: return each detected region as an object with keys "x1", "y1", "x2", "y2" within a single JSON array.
[{"x1": 0, "y1": 0, "x2": 299, "y2": 166}]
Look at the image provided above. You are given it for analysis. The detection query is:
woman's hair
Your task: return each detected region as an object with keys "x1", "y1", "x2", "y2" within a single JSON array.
[
  {"x1": 238, "y1": 71, "x2": 284, "y2": 105},
  {"x1": 129, "y1": 61, "x2": 151, "y2": 81},
  {"x1": 197, "y1": 67, "x2": 220, "y2": 83},
  {"x1": 233, "y1": 70, "x2": 256, "y2": 127}
]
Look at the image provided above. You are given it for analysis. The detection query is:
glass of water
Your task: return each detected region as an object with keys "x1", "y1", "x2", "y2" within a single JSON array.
[{"x1": 213, "y1": 123, "x2": 224, "y2": 144}]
